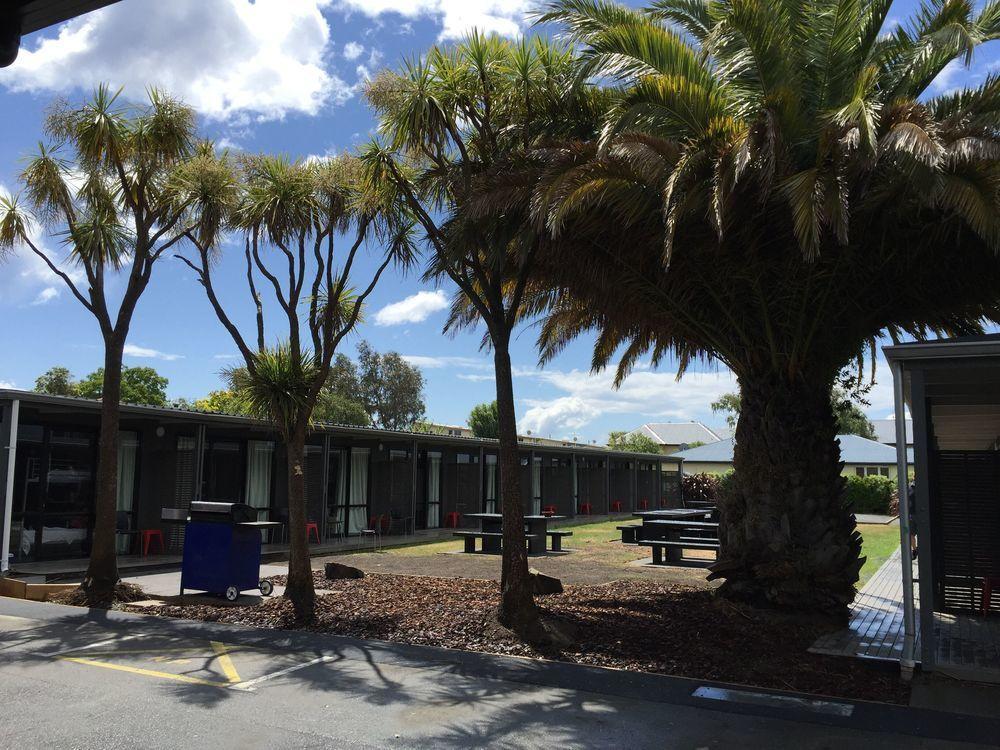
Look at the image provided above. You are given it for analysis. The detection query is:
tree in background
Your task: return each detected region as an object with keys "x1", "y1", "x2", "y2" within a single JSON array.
[
  {"x1": 711, "y1": 389, "x2": 876, "y2": 440},
  {"x1": 193, "y1": 389, "x2": 245, "y2": 414},
  {"x1": 34, "y1": 366, "x2": 77, "y2": 396},
  {"x1": 608, "y1": 430, "x2": 661, "y2": 454},
  {"x1": 77, "y1": 366, "x2": 168, "y2": 407},
  {"x1": 176, "y1": 151, "x2": 414, "y2": 620},
  {"x1": 529, "y1": 0, "x2": 1000, "y2": 616},
  {"x1": 1, "y1": 86, "x2": 201, "y2": 603},
  {"x1": 356, "y1": 340, "x2": 425, "y2": 430},
  {"x1": 363, "y1": 33, "x2": 601, "y2": 639},
  {"x1": 468, "y1": 401, "x2": 499, "y2": 438}
]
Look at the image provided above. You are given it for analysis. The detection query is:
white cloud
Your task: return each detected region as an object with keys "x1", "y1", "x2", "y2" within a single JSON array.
[
  {"x1": 929, "y1": 59, "x2": 965, "y2": 95},
  {"x1": 374, "y1": 289, "x2": 449, "y2": 326},
  {"x1": 336, "y1": 0, "x2": 532, "y2": 40},
  {"x1": 0, "y1": 0, "x2": 348, "y2": 122},
  {"x1": 343, "y1": 41, "x2": 365, "y2": 60},
  {"x1": 516, "y1": 366, "x2": 739, "y2": 438},
  {"x1": 213, "y1": 353, "x2": 241, "y2": 360},
  {"x1": 402, "y1": 354, "x2": 492, "y2": 370},
  {"x1": 0, "y1": 380, "x2": 15, "y2": 389},
  {"x1": 124, "y1": 344, "x2": 184, "y2": 361},
  {"x1": 30, "y1": 287, "x2": 59, "y2": 305}
]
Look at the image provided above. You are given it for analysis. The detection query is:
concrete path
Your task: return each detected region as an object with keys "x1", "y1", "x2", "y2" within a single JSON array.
[{"x1": 1, "y1": 597, "x2": 997, "y2": 749}]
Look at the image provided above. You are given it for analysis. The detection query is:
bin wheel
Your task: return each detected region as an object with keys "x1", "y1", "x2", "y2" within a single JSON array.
[
  {"x1": 258, "y1": 579, "x2": 274, "y2": 597},
  {"x1": 224, "y1": 586, "x2": 239, "y2": 602}
]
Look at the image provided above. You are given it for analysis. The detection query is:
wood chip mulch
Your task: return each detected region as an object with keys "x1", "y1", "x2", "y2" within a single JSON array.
[{"x1": 123, "y1": 573, "x2": 908, "y2": 704}]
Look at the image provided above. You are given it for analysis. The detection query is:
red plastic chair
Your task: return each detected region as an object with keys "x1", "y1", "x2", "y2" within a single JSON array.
[
  {"x1": 610, "y1": 500, "x2": 623, "y2": 513},
  {"x1": 638, "y1": 499, "x2": 649, "y2": 510},
  {"x1": 543, "y1": 505, "x2": 557, "y2": 516},
  {"x1": 305, "y1": 521, "x2": 320, "y2": 543},
  {"x1": 983, "y1": 576, "x2": 1000, "y2": 615},
  {"x1": 444, "y1": 512, "x2": 460, "y2": 528},
  {"x1": 579, "y1": 502, "x2": 592, "y2": 515},
  {"x1": 140, "y1": 529, "x2": 164, "y2": 556}
]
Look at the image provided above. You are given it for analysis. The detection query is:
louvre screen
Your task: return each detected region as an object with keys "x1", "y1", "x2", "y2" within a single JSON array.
[{"x1": 932, "y1": 450, "x2": 1000, "y2": 615}]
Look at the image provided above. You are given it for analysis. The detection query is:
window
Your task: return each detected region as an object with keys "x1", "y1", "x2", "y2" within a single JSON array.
[
  {"x1": 456, "y1": 452, "x2": 478, "y2": 464},
  {"x1": 427, "y1": 451, "x2": 442, "y2": 527},
  {"x1": 855, "y1": 466, "x2": 891, "y2": 477},
  {"x1": 532, "y1": 456, "x2": 542, "y2": 515},
  {"x1": 389, "y1": 449, "x2": 410, "y2": 461},
  {"x1": 484, "y1": 454, "x2": 498, "y2": 513}
]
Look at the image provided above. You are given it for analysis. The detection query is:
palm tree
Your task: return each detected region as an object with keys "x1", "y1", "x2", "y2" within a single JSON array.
[
  {"x1": 0, "y1": 86, "x2": 201, "y2": 603},
  {"x1": 360, "y1": 33, "x2": 604, "y2": 638},
  {"x1": 524, "y1": 0, "x2": 1000, "y2": 617},
  {"x1": 173, "y1": 151, "x2": 415, "y2": 620}
]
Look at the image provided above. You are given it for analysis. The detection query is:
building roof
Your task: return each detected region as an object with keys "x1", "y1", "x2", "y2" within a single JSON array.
[
  {"x1": 633, "y1": 421, "x2": 723, "y2": 446},
  {"x1": 0, "y1": 388, "x2": 679, "y2": 463},
  {"x1": 673, "y1": 434, "x2": 914, "y2": 465},
  {"x1": 871, "y1": 418, "x2": 913, "y2": 445}
]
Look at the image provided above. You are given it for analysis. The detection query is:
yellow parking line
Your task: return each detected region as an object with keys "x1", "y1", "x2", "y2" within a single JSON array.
[
  {"x1": 210, "y1": 641, "x2": 242, "y2": 684},
  {"x1": 57, "y1": 656, "x2": 227, "y2": 687}
]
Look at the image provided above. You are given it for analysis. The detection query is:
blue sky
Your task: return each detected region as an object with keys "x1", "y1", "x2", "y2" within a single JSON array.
[{"x1": 0, "y1": 0, "x2": 996, "y2": 442}]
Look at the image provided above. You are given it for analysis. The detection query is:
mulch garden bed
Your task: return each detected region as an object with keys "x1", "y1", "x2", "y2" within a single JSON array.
[{"x1": 122, "y1": 572, "x2": 908, "y2": 704}]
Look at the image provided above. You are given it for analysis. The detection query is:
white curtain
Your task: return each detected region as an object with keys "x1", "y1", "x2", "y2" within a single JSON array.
[
  {"x1": 484, "y1": 456, "x2": 497, "y2": 513},
  {"x1": 245, "y1": 441, "x2": 274, "y2": 511},
  {"x1": 328, "y1": 449, "x2": 347, "y2": 536},
  {"x1": 348, "y1": 448, "x2": 369, "y2": 533},
  {"x1": 532, "y1": 458, "x2": 542, "y2": 516},
  {"x1": 427, "y1": 452, "x2": 441, "y2": 527},
  {"x1": 116, "y1": 431, "x2": 138, "y2": 553}
]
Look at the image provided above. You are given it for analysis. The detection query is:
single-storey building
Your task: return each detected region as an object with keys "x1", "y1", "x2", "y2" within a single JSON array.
[
  {"x1": 673, "y1": 434, "x2": 914, "y2": 478},
  {"x1": 0, "y1": 389, "x2": 682, "y2": 569},
  {"x1": 628, "y1": 421, "x2": 729, "y2": 455}
]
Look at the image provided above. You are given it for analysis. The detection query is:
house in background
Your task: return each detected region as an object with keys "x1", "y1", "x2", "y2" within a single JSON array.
[
  {"x1": 629, "y1": 422, "x2": 729, "y2": 454},
  {"x1": 673, "y1": 434, "x2": 914, "y2": 478},
  {"x1": 871, "y1": 418, "x2": 913, "y2": 447}
]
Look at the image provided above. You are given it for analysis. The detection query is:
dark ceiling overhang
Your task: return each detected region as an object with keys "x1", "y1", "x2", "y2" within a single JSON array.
[{"x1": 1, "y1": 0, "x2": 121, "y2": 67}]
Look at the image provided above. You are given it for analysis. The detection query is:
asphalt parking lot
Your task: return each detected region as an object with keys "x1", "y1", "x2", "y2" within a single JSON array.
[{"x1": 2, "y1": 597, "x2": 998, "y2": 749}]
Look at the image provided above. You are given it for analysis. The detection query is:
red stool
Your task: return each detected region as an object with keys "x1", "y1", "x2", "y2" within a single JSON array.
[
  {"x1": 305, "y1": 522, "x2": 320, "y2": 543},
  {"x1": 638, "y1": 499, "x2": 649, "y2": 510},
  {"x1": 611, "y1": 500, "x2": 622, "y2": 512},
  {"x1": 983, "y1": 576, "x2": 1000, "y2": 615},
  {"x1": 579, "y1": 503, "x2": 592, "y2": 515},
  {"x1": 445, "y1": 512, "x2": 460, "y2": 528},
  {"x1": 543, "y1": 505, "x2": 557, "y2": 516},
  {"x1": 140, "y1": 529, "x2": 164, "y2": 556}
]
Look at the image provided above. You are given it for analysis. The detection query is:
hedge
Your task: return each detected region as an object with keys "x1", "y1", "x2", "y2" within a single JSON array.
[
  {"x1": 844, "y1": 474, "x2": 898, "y2": 515},
  {"x1": 683, "y1": 471, "x2": 897, "y2": 515}
]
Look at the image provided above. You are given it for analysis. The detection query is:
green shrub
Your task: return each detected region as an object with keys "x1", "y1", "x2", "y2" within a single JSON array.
[{"x1": 844, "y1": 474, "x2": 897, "y2": 515}]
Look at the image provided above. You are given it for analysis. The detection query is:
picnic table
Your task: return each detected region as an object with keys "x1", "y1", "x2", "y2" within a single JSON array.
[
  {"x1": 458, "y1": 513, "x2": 570, "y2": 554},
  {"x1": 619, "y1": 507, "x2": 719, "y2": 565}
]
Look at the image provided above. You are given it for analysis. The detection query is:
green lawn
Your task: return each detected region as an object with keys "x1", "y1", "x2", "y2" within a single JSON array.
[{"x1": 379, "y1": 517, "x2": 899, "y2": 587}]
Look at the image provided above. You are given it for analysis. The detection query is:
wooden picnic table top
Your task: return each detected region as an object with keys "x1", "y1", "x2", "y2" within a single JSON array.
[
  {"x1": 465, "y1": 513, "x2": 567, "y2": 521},
  {"x1": 633, "y1": 508, "x2": 712, "y2": 519}
]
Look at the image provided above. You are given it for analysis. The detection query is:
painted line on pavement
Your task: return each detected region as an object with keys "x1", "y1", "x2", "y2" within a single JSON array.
[
  {"x1": 57, "y1": 656, "x2": 228, "y2": 687},
  {"x1": 37, "y1": 632, "x2": 145, "y2": 658},
  {"x1": 211, "y1": 640, "x2": 242, "y2": 684},
  {"x1": 692, "y1": 686, "x2": 855, "y2": 717},
  {"x1": 230, "y1": 654, "x2": 336, "y2": 691}
]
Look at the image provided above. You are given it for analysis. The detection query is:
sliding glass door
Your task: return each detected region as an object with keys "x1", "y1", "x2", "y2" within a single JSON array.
[
  {"x1": 484, "y1": 454, "x2": 498, "y2": 513},
  {"x1": 426, "y1": 451, "x2": 441, "y2": 528},
  {"x1": 532, "y1": 456, "x2": 542, "y2": 515},
  {"x1": 348, "y1": 447, "x2": 370, "y2": 534}
]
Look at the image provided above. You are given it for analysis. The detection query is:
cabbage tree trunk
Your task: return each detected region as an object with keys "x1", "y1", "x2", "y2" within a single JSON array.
[
  {"x1": 283, "y1": 419, "x2": 316, "y2": 621},
  {"x1": 709, "y1": 370, "x2": 863, "y2": 619}
]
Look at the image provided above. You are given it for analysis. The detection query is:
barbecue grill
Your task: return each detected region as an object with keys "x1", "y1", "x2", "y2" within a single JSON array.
[{"x1": 163, "y1": 501, "x2": 282, "y2": 601}]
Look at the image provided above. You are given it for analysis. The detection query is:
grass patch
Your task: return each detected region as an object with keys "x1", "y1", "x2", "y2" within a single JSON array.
[{"x1": 379, "y1": 517, "x2": 899, "y2": 587}]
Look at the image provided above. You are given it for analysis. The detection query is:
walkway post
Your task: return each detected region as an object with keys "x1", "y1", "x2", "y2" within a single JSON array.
[
  {"x1": 1, "y1": 399, "x2": 19, "y2": 574},
  {"x1": 891, "y1": 361, "x2": 916, "y2": 679}
]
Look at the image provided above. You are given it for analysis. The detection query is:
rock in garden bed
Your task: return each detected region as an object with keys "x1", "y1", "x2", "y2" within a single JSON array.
[{"x1": 123, "y1": 573, "x2": 908, "y2": 704}]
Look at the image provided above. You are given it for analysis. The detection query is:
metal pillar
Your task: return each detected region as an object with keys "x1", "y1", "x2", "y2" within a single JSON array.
[
  {"x1": 891, "y1": 362, "x2": 916, "y2": 679},
  {"x1": 193, "y1": 424, "x2": 207, "y2": 503},
  {"x1": 1, "y1": 399, "x2": 19, "y2": 574},
  {"x1": 320, "y1": 434, "x2": 331, "y2": 540}
]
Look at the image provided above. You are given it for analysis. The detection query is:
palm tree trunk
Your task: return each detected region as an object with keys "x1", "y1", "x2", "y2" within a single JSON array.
[
  {"x1": 493, "y1": 346, "x2": 539, "y2": 634},
  {"x1": 709, "y1": 370, "x2": 863, "y2": 619},
  {"x1": 82, "y1": 336, "x2": 124, "y2": 602},
  {"x1": 283, "y1": 419, "x2": 316, "y2": 621}
]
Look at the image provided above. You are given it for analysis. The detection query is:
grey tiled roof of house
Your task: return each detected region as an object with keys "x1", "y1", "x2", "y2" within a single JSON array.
[
  {"x1": 674, "y1": 434, "x2": 914, "y2": 465},
  {"x1": 871, "y1": 418, "x2": 913, "y2": 445},
  {"x1": 632, "y1": 421, "x2": 723, "y2": 446}
]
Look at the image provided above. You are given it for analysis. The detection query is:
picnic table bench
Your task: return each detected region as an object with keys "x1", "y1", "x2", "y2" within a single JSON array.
[
  {"x1": 619, "y1": 509, "x2": 720, "y2": 566},
  {"x1": 458, "y1": 513, "x2": 569, "y2": 554},
  {"x1": 452, "y1": 530, "x2": 538, "y2": 554}
]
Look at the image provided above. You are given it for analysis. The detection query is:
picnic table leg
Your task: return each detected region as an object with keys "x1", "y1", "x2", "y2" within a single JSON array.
[
  {"x1": 483, "y1": 536, "x2": 501, "y2": 554},
  {"x1": 464, "y1": 536, "x2": 476, "y2": 553},
  {"x1": 551, "y1": 535, "x2": 561, "y2": 552},
  {"x1": 652, "y1": 546, "x2": 662, "y2": 565}
]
